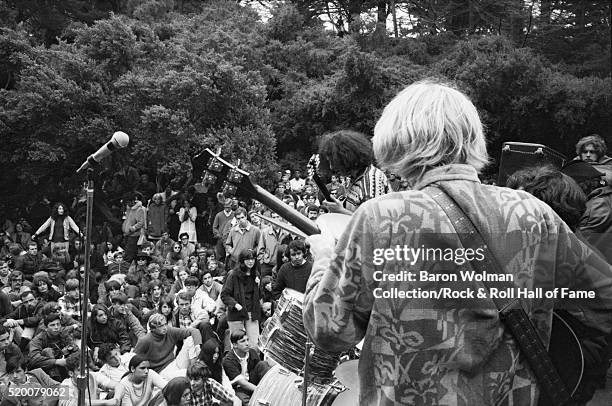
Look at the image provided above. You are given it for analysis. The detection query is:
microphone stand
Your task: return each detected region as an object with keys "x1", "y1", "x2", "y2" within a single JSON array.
[
  {"x1": 77, "y1": 168, "x2": 94, "y2": 406},
  {"x1": 302, "y1": 340, "x2": 314, "y2": 406}
]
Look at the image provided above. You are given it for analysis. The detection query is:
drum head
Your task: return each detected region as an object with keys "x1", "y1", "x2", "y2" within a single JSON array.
[
  {"x1": 331, "y1": 388, "x2": 360, "y2": 406},
  {"x1": 333, "y1": 360, "x2": 359, "y2": 390}
]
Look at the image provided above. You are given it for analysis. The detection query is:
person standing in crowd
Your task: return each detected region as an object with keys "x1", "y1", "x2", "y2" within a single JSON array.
[
  {"x1": 122, "y1": 192, "x2": 146, "y2": 263},
  {"x1": 32, "y1": 203, "x2": 80, "y2": 255},
  {"x1": 213, "y1": 201, "x2": 234, "y2": 261},
  {"x1": 317, "y1": 130, "x2": 390, "y2": 214},
  {"x1": 220, "y1": 249, "x2": 261, "y2": 352},
  {"x1": 271, "y1": 239, "x2": 311, "y2": 299},
  {"x1": 178, "y1": 199, "x2": 197, "y2": 244},
  {"x1": 303, "y1": 80, "x2": 612, "y2": 406},
  {"x1": 147, "y1": 193, "x2": 168, "y2": 242},
  {"x1": 224, "y1": 208, "x2": 261, "y2": 270},
  {"x1": 257, "y1": 212, "x2": 289, "y2": 278}
]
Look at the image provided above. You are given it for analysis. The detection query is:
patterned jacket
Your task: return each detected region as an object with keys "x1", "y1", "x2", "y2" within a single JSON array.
[{"x1": 303, "y1": 164, "x2": 612, "y2": 406}]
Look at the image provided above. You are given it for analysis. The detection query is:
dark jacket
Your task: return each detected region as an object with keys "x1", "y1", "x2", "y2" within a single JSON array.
[
  {"x1": 29, "y1": 330, "x2": 73, "y2": 370},
  {"x1": 578, "y1": 185, "x2": 612, "y2": 264},
  {"x1": 88, "y1": 318, "x2": 131, "y2": 353},
  {"x1": 1, "y1": 301, "x2": 44, "y2": 328},
  {"x1": 14, "y1": 253, "x2": 44, "y2": 279},
  {"x1": 220, "y1": 269, "x2": 260, "y2": 322}
]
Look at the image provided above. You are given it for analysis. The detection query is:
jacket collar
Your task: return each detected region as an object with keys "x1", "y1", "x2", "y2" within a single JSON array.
[{"x1": 412, "y1": 164, "x2": 481, "y2": 190}]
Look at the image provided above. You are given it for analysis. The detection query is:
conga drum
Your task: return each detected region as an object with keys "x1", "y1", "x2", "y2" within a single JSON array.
[
  {"x1": 259, "y1": 288, "x2": 341, "y2": 380},
  {"x1": 248, "y1": 364, "x2": 341, "y2": 406}
]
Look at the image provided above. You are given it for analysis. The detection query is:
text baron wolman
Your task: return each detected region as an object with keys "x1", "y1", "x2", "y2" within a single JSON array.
[{"x1": 303, "y1": 80, "x2": 612, "y2": 406}]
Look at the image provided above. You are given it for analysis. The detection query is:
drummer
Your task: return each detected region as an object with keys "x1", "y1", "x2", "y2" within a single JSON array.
[{"x1": 271, "y1": 240, "x2": 312, "y2": 300}]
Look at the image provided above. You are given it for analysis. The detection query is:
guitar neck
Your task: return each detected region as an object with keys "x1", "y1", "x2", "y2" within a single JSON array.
[{"x1": 252, "y1": 185, "x2": 321, "y2": 236}]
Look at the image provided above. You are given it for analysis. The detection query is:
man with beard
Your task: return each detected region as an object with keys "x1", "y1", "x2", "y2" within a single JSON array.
[
  {"x1": 121, "y1": 192, "x2": 146, "y2": 263},
  {"x1": 271, "y1": 240, "x2": 311, "y2": 299},
  {"x1": 28, "y1": 314, "x2": 75, "y2": 380},
  {"x1": 2, "y1": 291, "x2": 43, "y2": 349}
]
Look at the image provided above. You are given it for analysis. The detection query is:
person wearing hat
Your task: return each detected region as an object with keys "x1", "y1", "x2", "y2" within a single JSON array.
[
  {"x1": 562, "y1": 159, "x2": 612, "y2": 264},
  {"x1": 212, "y1": 201, "x2": 234, "y2": 261},
  {"x1": 121, "y1": 192, "x2": 146, "y2": 263}
]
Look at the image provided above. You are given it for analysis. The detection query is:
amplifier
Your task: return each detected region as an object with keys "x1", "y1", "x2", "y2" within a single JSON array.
[{"x1": 498, "y1": 142, "x2": 568, "y2": 186}]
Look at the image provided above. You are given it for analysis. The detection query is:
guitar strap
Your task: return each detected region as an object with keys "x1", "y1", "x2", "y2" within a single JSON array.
[{"x1": 424, "y1": 185, "x2": 575, "y2": 406}]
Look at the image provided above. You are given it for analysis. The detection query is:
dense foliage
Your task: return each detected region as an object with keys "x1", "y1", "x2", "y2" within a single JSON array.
[{"x1": 0, "y1": 0, "x2": 610, "y2": 208}]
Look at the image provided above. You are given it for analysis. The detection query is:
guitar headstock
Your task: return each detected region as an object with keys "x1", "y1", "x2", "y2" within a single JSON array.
[{"x1": 194, "y1": 148, "x2": 258, "y2": 199}]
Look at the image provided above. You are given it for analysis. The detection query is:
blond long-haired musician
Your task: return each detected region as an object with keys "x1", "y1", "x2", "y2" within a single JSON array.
[{"x1": 303, "y1": 80, "x2": 612, "y2": 406}]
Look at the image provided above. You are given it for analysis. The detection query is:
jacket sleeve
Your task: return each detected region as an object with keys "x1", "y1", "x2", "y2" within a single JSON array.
[
  {"x1": 28, "y1": 335, "x2": 57, "y2": 369},
  {"x1": 133, "y1": 208, "x2": 146, "y2": 232},
  {"x1": 303, "y1": 207, "x2": 374, "y2": 353},
  {"x1": 125, "y1": 310, "x2": 146, "y2": 338},
  {"x1": 212, "y1": 214, "x2": 221, "y2": 238},
  {"x1": 34, "y1": 218, "x2": 52, "y2": 237},
  {"x1": 67, "y1": 216, "x2": 80, "y2": 235},
  {"x1": 271, "y1": 266, "x2": 286, "y2": 301},
  {"x1": 220, "y1": 273, "x2": 237, "y2": 309}
]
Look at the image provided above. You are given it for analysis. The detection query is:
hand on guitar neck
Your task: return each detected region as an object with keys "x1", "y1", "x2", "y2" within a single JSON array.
[{"x1": 307, "y1": 154, "x2": 352, "y2": 216}]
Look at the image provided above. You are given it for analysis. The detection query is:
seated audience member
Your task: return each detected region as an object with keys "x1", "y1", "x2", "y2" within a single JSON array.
[
  {"x1": 140, "y1": 280, "x2": 165, "y2": 320},
  {"x1": 108, "y1": 293, "x2": 145, "y2": 346},
  {"x1": 114, "y1": 355, "x2": 167, "y2": 406},
  {"x1": 187, "y1": 361, "x2": 240, "y2": 406},
  {"x1": 2, "y1": 272, "x2": 27, "y2": 308},
  {"x1": 2, "y1": 291, "x2": 44, "y2": 348},
  {"x1": 31, "y1": 273, "x2": 62, "y2": 304},
  {"x1": 180, "y1": 276, "x2": 214, "y2": 323},
  {"x1": 59, "y1": 352, "x2": 116, "y2": 406},
  {"x1": 107, "y1": 251, "x2": 130, "y2": 275},
  {"x1": 133, "y1": 313, "x2": 202, "y2": 380},
  {"x1": 222, "y1": 330, "x2": 270, "y2": 406},
  {"x1": 199, "y1": 271, "x2": 222, "y2": 302},
  {"x1": 157, "y1": 376, "x2": 189, "y2": 406},
  {"x1": 2, "y1": 356, "x2": 60, "y2": 406},
  {"x1": 197, "y1": 339, "x2": 225, "y2": 385},
  {"x1": 0, "y1": 325, "x2": 23, "y2": 384},
  {"x1": 97, "y1": 343, "x2": 131, "y2": 385},
  {"x1": 88, "y1": 304, "x2": 132, "y2": 358},
  {"x1": 0, "y1": 261, "x2": 10, "y2": 289},
  {"x1": 57, "y1": 279, "x2": 84, "y2": 321},
  {"x1": 28, "y1": 313, "x2": 76, "y2": 380}
]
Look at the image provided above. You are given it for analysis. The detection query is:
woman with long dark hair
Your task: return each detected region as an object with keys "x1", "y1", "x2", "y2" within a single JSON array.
[
  {"x1": 220, "y1": 249, "x2": 261, "y2": 352},
  {"x1": 197, "y1": 339, "x2": 223, "y2": 384},
  {"x1": 32, "y1": 202, "x2": 81, "y2": 253},
  {"x1": 88, "y1": 304, "x2": 132, "y2": 356},
  {"x1": 161, "y1": 376, "x2": 190, "y2": 406},
  {"x1": 114, "y1": 355, "x2": 167, "y2": 406}
]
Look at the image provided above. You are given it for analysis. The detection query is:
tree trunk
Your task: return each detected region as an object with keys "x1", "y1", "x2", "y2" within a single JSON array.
[
  {"x1": 374, "y1": 0, "x2": 388, "y2": 39},
  {"x1": 539, "y1": 0, "x2": 552, "y2": 25},
  {"x1": 391, "y1": 0, "x2": 398, "y2": 37}
]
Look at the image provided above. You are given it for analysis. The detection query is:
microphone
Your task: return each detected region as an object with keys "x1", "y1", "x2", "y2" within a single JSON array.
[{"x1": 76, "y1": 131, "x2": 129, "y2": 174}]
